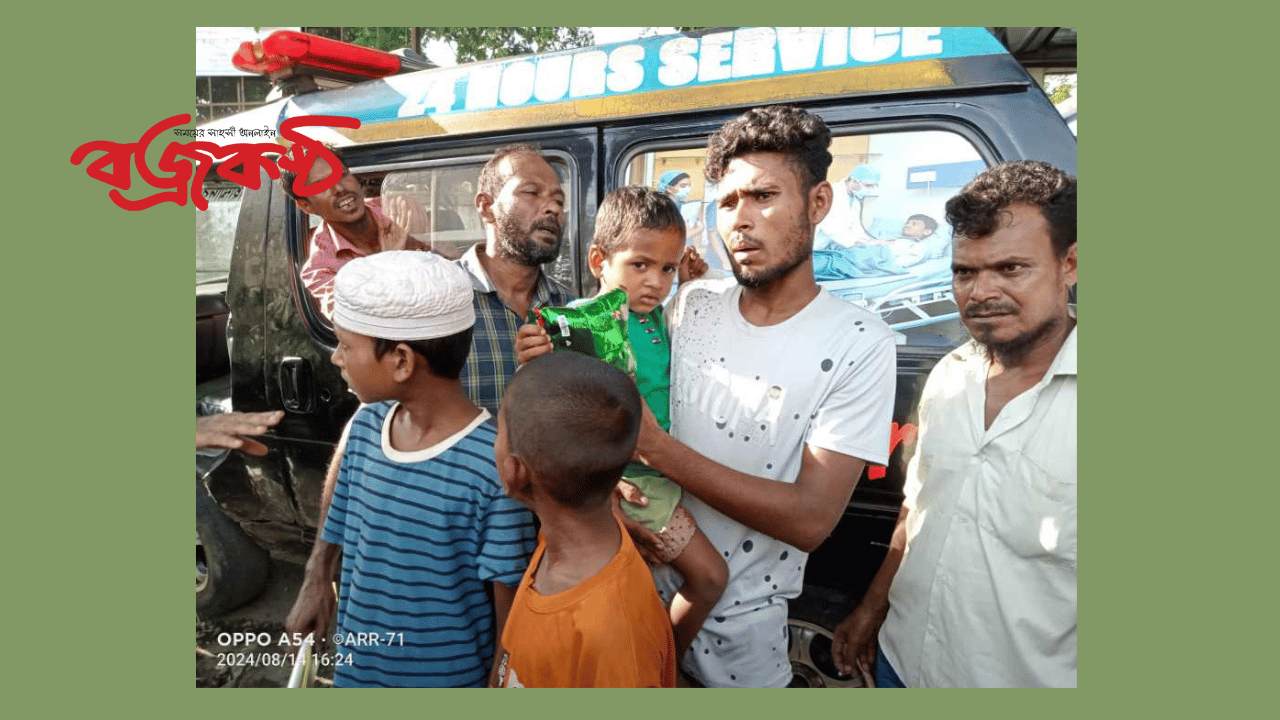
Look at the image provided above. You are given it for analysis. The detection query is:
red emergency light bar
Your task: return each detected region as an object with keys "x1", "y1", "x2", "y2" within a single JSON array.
[{"x1": 233, "y1": 30, "x2": 402, "y2": 79}]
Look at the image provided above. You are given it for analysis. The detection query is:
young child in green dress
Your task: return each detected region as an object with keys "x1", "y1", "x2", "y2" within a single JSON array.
[{"x1": 515, "y1": 186, "x2": 725, "y2": 661}]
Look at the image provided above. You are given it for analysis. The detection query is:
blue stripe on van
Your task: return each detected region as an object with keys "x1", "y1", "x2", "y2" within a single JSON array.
[{"x1": 283, "y1": 27, "x2": 1007, "y2": 126}]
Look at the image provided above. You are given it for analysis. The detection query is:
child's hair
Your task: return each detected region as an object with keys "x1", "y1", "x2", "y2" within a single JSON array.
[
  {"x1": 372, "y1": 328, "x2": 474, "y2": 380},
  {"x1": 907, "y1": 213, "x2": 939, "y2": 234},
  {"x1": 592, "y1": 186, "x2": 686, "y2": 257},
  {"x1": 502, "y1": 353, "x2": 641, "y2": 508}
]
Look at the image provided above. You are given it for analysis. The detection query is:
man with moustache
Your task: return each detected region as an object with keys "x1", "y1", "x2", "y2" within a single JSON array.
[
  {"x1": 831, "y1": 160, "x2": 1077, "y2": 687},
  {"x1": 627, "y1": 106, "x2": 896, "y2": 687},
  {"x1": 285, "y1": 147, "x2": 425, "y2": 318},
  {"x1": 456, "y1": 144, "x2": 574, "y2": 414}
]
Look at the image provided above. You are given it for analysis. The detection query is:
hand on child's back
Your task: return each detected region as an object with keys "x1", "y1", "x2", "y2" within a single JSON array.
[{"x1": 515, "y1": 323, "x2": 554, "y2": 365}]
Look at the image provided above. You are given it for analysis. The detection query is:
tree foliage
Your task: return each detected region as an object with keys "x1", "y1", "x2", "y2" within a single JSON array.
[
  {"x1": 421, "y1": 27, "x2": 595, "y2": 63},
  {"x1": 306, "y1": 27, "x2": 411, "y2": 52},
  {"x1": 305, "y1": 27, "x2": 595, "y2": 63},
  {"x1": 1045, "y1": 73, "x2": 1076, "y2": 106}
]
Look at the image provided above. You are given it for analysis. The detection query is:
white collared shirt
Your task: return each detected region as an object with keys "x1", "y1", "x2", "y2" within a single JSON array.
[{"x1": 881, "y1": 327, "x2": 1077, "y2": 687}]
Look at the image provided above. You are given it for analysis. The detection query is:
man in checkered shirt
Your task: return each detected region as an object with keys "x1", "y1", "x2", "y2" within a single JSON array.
[{"x1": 455, "y1": 144, "x2": 575, "y2": 414}]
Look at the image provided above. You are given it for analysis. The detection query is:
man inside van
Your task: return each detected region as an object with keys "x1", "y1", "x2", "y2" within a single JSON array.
[
  {"x1": 456, "y1": 144, "x2": 575, "y2": 414},
  {"x1": 627, "y1": 105, "x2": 896, "y2": 687},
  {"x1": 831, "y1": 161, "x2": 1077, "y2": 687},
  {"x1": 284, "y1": 147, "x2": 426, "y2": 318}
]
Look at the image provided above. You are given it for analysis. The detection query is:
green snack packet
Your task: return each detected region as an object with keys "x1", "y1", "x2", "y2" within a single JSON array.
[{"x1": 530, "y1": 288, "x2": 636, "y2": 376}]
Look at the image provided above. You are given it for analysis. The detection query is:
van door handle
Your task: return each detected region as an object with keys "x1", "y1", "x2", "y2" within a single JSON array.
[{"x1": 278, "y1": 356, "x2": 314, "y2": 413}]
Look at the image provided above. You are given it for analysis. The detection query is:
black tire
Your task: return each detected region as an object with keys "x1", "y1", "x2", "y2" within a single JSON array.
[
  {"x1": 197, "y1": 476, "x2": 270, "y2": 619},
  {"x1": 786, "y1": 586, "x2": 865, "y2": 688}
]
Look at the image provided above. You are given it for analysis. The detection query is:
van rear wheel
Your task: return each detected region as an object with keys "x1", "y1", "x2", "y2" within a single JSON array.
[
  {"x1": 786, "y1": 588, "x2": 866, "y2": 688},
  {"x1": 197, "y1": 477, "x2": 269, "y2": 619}
]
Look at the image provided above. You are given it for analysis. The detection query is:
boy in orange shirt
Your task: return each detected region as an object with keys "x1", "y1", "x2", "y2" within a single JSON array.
[
  {"x1": 515, "y1": 187, "x2": 726, "y2": 662},
  {"x1": 491, "y1": 352, "x2": 676, "y2": 688}
]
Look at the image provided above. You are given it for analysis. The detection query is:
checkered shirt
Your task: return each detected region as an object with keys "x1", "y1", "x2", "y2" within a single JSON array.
[{"x1": 455, "y1": 244, "x2": 575, "y2": 414}]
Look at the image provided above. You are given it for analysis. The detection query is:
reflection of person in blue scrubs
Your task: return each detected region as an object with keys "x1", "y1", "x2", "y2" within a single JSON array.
[
  {"x1": 816, "y1": 164, "x2": 881, "y2": 249},
  {"x1": 658, "y1": 170, "x2": 731, "y2": 274},
  {"x1": 656, "y1": 170, "x2": 703, "y2": 240}
]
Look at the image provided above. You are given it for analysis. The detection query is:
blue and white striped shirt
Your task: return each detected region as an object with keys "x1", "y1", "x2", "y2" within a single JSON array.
[{"x1": 323, "y1": 403, "x2": 536, "y2": 687}]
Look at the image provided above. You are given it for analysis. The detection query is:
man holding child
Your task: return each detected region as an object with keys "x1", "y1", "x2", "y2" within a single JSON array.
[{"x1": 629, "y1": 106, "x2": 897, "y2": 687}]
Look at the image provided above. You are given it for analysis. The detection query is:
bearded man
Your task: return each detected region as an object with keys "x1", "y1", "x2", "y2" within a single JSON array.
[
  {"x1": 456, "y1": 145, "x2": 575, "y2": 413},
  {"x1": 832, "y1": 160, "x2": 1078, "y2": 688},
  {"x1": 626, "y1": 105, "x2": 897, "y2": 687}
]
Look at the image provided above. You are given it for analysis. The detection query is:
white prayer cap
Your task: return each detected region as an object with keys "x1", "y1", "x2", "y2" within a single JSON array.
[{"x1": 332, "y1": 251, "x2": 475, "y2": 340}]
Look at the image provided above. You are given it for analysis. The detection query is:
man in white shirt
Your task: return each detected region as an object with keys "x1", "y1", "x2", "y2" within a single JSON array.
[
  {"x1": 628, "y1": 106, "x2": 896, "y2": 687},
  {"x1": 831, "y1": 160, "x2": 1078, "y2": 687}
]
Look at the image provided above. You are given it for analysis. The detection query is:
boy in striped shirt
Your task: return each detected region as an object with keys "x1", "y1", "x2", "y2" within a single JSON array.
[{"x1": 286, "y1": 251, "x2": 537, "y2": 687}]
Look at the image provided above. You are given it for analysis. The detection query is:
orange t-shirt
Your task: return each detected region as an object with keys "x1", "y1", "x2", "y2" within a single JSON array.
[{"x1": 495, "y1": 518, "x2": 676, "y2": 688}]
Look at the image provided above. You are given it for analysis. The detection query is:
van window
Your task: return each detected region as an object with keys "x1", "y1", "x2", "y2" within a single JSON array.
[
  {"x1": 196, "y1": 180, "x2": 244, "y2": 288},
  {"x1": 624, "y1": 129, "x2": 986, "y2": 348},
  {"x1": 378, "y1": 165, "x2": 483, "y2": 261},
  {"x1": 298, "y1": 155, "x2": 577, "y2": 307}
]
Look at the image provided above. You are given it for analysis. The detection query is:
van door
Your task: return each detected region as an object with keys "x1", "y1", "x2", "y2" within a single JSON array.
[{"x1": 210, "y1": 129, "x2": 599, "y2": 558}]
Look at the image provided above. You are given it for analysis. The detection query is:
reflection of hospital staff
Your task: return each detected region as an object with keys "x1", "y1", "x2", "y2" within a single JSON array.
[
  {"x1": 656, "y1": 170, "x2": 703, "y2": 239},
  {"x1": 817, "y1": 165, "x2": 881, "y2": 248},
  {"x1": 691, "y1": 189, "x2": 732, "y2": 276},
  {"x1": 657, "y1": 170, "x2": 731, "y2": 272}
]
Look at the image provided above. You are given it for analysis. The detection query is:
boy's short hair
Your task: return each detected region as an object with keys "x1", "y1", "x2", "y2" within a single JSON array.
[
  {"x1": 907, "y1": 213, "x2": 939, "y2": 234},
  {"x1": 502, "y1": 353, "x2": 641, "y2": 509},
  {"x1": 279, "y1": 145, "x2": 348, "y2": 204},
  {"x1": 373, "y1": 329, "x2": 474, "y2": 380},
  {"x1": 592, "y1": 186, "x2": 686, "y2": 257},
  {"x1": 703, "y1": 105, "x2": 833, "y2": 192}
]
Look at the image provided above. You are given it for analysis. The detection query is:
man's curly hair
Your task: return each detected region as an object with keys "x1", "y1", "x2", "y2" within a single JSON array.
[
  {"x1": 945, "y1": 160, "x2": 1076, "y2": 258},
  {"x1": 704, "y1": 105, "x2": 832, "y2": 191}
]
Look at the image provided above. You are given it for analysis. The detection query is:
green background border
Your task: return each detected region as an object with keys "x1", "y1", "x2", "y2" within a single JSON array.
[{"x1": 26, "y1": 14, "x2": 1186, "y2": 715}]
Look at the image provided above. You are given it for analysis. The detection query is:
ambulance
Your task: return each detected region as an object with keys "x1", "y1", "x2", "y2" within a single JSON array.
[{"x1": 196, "y1": 27, "x2": 1076, "y2": 687}]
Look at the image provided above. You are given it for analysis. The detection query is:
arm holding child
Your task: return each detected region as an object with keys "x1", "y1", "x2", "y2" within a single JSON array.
[{"x1": 632, "y1": 402, "x2": 867, "y2": 553}]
